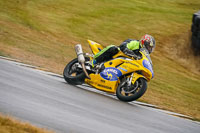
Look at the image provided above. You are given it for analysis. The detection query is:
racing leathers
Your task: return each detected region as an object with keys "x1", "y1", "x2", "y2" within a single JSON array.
[
  {"x1": 119, "y1": 39, "x2": 141, "y2": 59},
  {"x1": 92, "y1": 39, "x2": 141, "y2": 66}
]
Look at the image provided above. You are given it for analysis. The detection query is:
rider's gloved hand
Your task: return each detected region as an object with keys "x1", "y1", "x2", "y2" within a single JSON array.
[{"x1": 123, "y1": 48, "x2": 138, "y2": 59}]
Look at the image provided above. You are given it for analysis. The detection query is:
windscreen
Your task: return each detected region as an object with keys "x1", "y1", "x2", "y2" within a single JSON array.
[{"x1": 140, "y1": 48, "x2": 153, "y2": 67}]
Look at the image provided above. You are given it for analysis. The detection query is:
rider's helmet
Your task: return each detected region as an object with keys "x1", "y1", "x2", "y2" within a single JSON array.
[{"x1": 140, "y1": 34, "x2": 156, "y2": 54}]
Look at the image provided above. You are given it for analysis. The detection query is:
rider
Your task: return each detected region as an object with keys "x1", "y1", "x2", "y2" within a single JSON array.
[{"x1": 92, "y1": 34, "x2": 156, "y2": 66}]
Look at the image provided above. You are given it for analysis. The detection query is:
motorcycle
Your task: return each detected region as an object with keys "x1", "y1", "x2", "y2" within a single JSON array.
[{"x1": 63, "y1": 40, "x2": 154, "y2": 102}]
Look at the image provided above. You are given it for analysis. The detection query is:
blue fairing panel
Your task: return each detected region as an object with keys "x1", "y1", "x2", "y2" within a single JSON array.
[
  {"x1": 100, "y1": 67, "x2": 122, "y2": 81},
  {"x1": 142, "y1": 59, "x2": 154, "y2": 78}
]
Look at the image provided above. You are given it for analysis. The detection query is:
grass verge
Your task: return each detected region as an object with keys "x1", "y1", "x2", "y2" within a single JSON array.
[{"x1": 0, "y1": 114, "x2": 53, "y2": 133}]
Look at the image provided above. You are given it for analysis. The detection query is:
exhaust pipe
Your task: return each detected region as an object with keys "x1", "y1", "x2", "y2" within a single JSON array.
[{"x1": 75, "y1": 44, "x2": 90, "y2": 79}]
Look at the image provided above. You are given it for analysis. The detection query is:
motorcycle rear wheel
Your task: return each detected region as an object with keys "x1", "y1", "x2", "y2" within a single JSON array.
[
  {"x1": 116, "y1": 78, "x2": 147, "y2": 102},
  {"x1": 63, "y1": 58, "x2": 86, "y2": 85}
]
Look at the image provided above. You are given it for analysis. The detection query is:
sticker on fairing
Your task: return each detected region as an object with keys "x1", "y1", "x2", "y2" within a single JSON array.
[
  {"x1": 142, "y1": 59, "x2": 154, "y2": 78},
  {"x1": 100, "y1": 67, "x2": 122, "y2": 81},
  {"x1": 118, "y1": 67, "x2": 128, "y2": 72}
]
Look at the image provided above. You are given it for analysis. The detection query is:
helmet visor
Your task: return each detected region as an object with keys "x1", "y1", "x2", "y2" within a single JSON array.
[
  {"x1": 144, "y1": 41, "x2": 155, "y2": 53},
  {"x1": 146, "y1": 45, "x2": 153, "y2": 53}
]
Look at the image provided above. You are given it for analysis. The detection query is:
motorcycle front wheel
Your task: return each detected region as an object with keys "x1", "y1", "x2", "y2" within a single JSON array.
[
  {"x1": 116, "y1": 78, "x2": 147, "y2": 102},
  {"x1": 63, "y1": 58, "x2": 86, "y2": 85}
]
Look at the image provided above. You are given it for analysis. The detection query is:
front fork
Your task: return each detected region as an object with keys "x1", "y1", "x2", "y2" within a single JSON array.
[
  {"x1": 122, "y1": 72, "x2": 144, "y2": 93},
  {"x1": 127, "y1": 73, "x2": 134, "y2": 86}
]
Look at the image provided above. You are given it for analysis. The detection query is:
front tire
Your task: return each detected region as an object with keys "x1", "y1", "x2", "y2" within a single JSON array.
[
  {"x1": 63, "y1": 58, "x2": 86, "y2": 85},
  {"x1": 116, "y1": 78, "x2": 147, "y2": 102}
]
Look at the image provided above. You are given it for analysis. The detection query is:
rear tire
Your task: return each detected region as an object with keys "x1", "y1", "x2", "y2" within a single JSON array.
[
  {"x1": 116, "y1": 78, "x2": 147, "y2": 102},
  {"x1": 63, "y1": 58, "x2": 86, "y2": 85}
]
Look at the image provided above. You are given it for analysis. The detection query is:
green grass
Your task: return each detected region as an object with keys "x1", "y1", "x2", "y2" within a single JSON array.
[
  {"x1": 0, "y1": 0, "x2": 200, "y2": 121},
  {"x1": 0, "y1": 51, "x2": 9, "y2": 57}
]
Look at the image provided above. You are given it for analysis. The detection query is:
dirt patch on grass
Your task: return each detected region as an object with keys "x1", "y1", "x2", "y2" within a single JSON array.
[{"x1": 159, "y1": 30, "x2": 200, "y2": 75}]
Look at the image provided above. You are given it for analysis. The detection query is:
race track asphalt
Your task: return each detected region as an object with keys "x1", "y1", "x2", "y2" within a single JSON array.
[{"x1": 0, "y1": 58, "x2": 199, "y2": 133}]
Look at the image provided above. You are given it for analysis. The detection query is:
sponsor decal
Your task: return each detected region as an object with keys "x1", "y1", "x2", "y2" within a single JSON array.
[
  {"x1": 142, "y1": 59, "x2": 154, "y2": 78},
  {"x1": 91, "y1": 41, "x2": 95, "y2": 45},
  {"x1": 100, "y1": 67, "x2": 122, "y2": 81},
  {"x1": 100, "y1": 80, "x2": 105, "y2": 83},
  {"x1": 97, "y1": 84, "x2": 112, "y2": 90},
  {"x1": 86, "y1": 80, "x2": 95, "y2": 84},
  {"x1": 125, "y1": 61, "x2": 139, "y2": 67},
  {"x1": 121, "y1": 65, "x2": 128, "y2": 68},
  {"x1": 106, "y1": 72, "x2": 113, "y2": 80},
  {"x1": 118, "y1": 67, "x2": 127, "y2": 72}
]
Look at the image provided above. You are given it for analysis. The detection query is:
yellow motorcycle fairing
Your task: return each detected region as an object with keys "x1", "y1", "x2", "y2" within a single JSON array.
[
  {"x1": 87, "y1": 40, "x2": 104, "y2": 55},
  {"x1": 112, "y1": 51, "x2": 153, "y2": 81},
  {"x1": 85, "y1": 40, "x2": 153, "y2": 94},
  {"x1": 85, "y1": 74, "x2": 119, "y2": 93}
]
